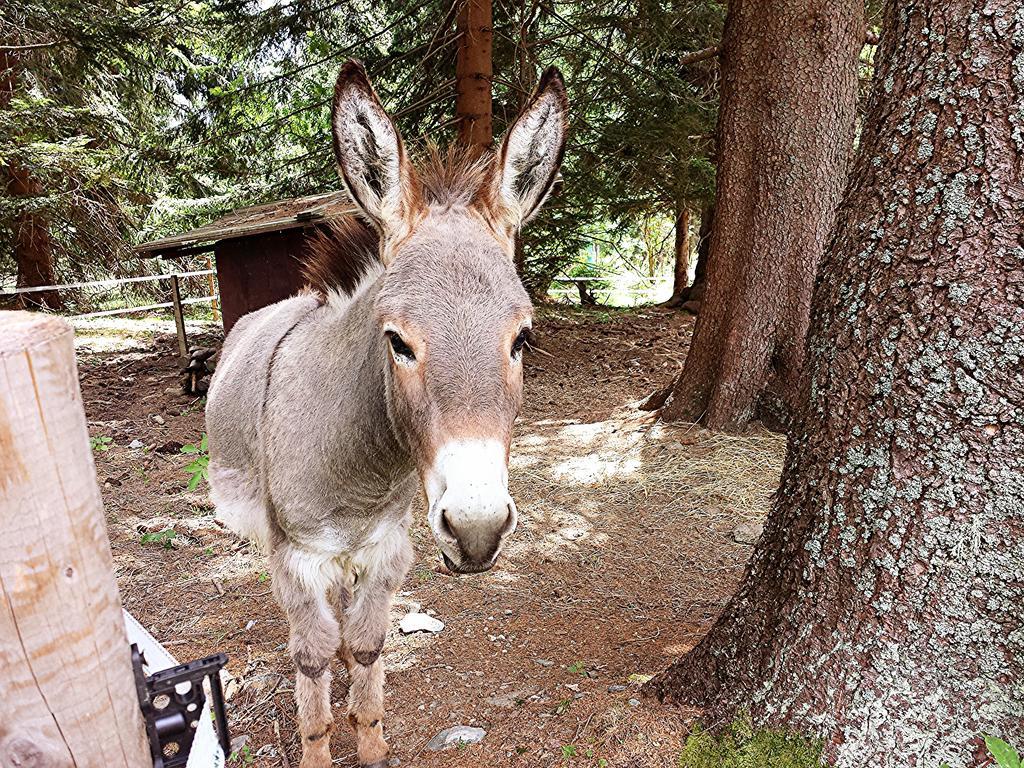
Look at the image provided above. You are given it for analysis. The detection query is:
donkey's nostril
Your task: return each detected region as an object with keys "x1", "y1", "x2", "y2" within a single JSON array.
[
  {"x1": 500, "y1": 505, "x2": 516, "y2": 537},
  {"x1": 440, "y1": 509, "x2": 456, "y2": 540}
]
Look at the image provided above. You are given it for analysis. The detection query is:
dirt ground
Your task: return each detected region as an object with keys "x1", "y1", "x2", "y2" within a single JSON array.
[{"x1": 76, "y1": 306, "x2": 785, "y2": 768}]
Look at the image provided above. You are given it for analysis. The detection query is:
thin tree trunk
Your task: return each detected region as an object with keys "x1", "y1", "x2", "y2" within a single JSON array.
[
  {"x1": 7, "y1": 167, "x2": 61, "y2": 310},
  {"x1": 685, "y1": 203, "x2": 712, "y2": 308},
  {"x1": 661, "y1": 0, "x2": 863, "y2": 431},
  {"x1": 666, "y1": 206, "x2": 691, "y2": 306},
  {"x1": 455, "y1": 0, "x2": 493, "y2": 150},
  {"x1": 648, "y1": 2, "x2": 1024, "y2": 765}
]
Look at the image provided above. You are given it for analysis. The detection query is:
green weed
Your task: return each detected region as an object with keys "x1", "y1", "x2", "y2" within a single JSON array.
[
  {"x1": 181, "y1": 433, "x2": 209, "y2": 491},
  {"x1": 986, "y1": 736, "x2": 1021, "y2": 768},
  {"x1": 90, "y1": 435, "x2": 113, "y2": 452}
]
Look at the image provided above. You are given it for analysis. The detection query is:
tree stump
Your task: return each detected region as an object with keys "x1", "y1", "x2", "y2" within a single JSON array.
[{"x1": 0, "y1": 312, "x2": 150, "y2": 768}]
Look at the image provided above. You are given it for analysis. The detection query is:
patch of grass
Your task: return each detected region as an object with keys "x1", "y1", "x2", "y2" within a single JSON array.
[
  {"x1": 679, "y1": 717, "x2": 824, "y2": 768},
  {"x1": 568, "y1": 660, "x2": 587, "y2": 675},
  {"x1": 561, "y1": 744, "x2": 578, "y2": 759},
  {"x1": 181, "y1": 433, "x2": 209, "y2": 491},
  {"x1": 140, "y1": 529, "x2": 177, "y2": 550},
  {"x1": 90, "y1": 435, "x2": 113, "y2": 452}
]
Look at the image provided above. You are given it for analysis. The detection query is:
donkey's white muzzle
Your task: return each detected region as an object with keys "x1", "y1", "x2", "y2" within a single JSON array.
[{"x1": 425, "y1": 439, "x2": 518, "y2": 571}]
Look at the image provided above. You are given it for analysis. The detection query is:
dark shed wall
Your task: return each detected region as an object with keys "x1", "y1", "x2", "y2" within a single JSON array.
[{"x1": 214, "y1": 229, "x2": 310, "y2": 332}]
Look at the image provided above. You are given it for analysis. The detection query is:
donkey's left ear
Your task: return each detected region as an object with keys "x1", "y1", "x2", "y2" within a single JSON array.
[
  {"x1": 494, "y1": 67, "x2": 568, "y2": 229},
  {"x1": 332, "y1": 60, "x2": 410, "y2": 234}
]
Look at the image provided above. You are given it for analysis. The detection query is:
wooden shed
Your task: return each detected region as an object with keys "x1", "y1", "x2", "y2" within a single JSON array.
[{"x1": 137, "y1": 192, "x2": 357, "y2": 331}]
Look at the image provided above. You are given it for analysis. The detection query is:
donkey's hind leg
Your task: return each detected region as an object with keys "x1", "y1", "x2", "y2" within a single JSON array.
[
  {"x1": 270, "y1": 546, "x2": 342, "y2": 768},
  {"x1": 337, "y1": 529, "x2": 413, "y2": 768}
]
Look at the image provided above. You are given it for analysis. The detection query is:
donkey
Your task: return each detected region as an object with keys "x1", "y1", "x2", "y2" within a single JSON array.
[{"x1": 205, "y1": 60, "x2": 568, "y2": 768}]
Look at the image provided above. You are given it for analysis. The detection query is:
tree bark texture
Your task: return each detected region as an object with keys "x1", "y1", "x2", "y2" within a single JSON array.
[
  {"x1": 1, "y1": 49, "x2": 61, "y2": 310},
  {"x1": 661, "y1": 0, "x2": 863, "y2": 430},
  {"x1": 648, "y1": 3, "x2": 1024, "y2": 766},
  {"x1": 455, "y1": 0, "x2": 493, "y2": 150}
]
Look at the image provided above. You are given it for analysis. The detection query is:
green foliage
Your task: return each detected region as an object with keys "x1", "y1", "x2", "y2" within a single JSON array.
[
  {"x1": 90, "y1": 435, "x2": 112, "y2": 452},
  {"x1": 986, "y1": 736, "x2": 1022, "y2": 768},
  {"x1": 180, "y1": 433, "x2": 209, "y2": 491},
  {"x1": 140, "y1": 528, "x2": 176, "y2": 549},
  {"x1": 4, "y1": 0, "x2": 724, "y2": 303},
  {"x1": 562, "y1": 744, "x2": 578, "y2": 758},
  {"x1": 679, "y1": 718, "x2": 824, "y2": 768},
  {"x1": 228, "y1": 745, "x2": 254, "y2": 765}
]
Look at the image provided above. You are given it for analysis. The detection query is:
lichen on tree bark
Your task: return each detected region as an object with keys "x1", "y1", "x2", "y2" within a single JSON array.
[{"x1": 648, "y1": 3, "x2": 1024, "y2": 766}]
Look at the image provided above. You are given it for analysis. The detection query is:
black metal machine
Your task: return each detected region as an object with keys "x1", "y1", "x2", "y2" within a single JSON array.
[{"x1": 131, "y1": 644, "x2": 231, "y2": 767}]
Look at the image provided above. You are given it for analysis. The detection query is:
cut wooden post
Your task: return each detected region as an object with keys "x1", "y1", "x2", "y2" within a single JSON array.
[
  {"x1": 169, "y1": 273, "x2": 188, "y2": 360},
  {"x1": 0, "y1": 312, "x2": 151, "y2": 768}
]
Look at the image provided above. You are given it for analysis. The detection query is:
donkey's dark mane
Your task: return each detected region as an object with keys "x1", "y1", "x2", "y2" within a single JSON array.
[
  {"x1": 302, "y1": 216, "x2": 380, "y2": 296},
  {"x1": 301, "y1": 143, "x2": 497, "y2": 295}
]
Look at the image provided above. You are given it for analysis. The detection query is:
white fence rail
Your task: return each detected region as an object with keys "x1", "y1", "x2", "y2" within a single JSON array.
[
  {"x1": 2, "y1": 270, "x2": 219, "y2": 358},
  {"x1": 3, "y1": 270, "x2": 668, "y2": 355},
  {"x1": 549, "y1": 275, "x2": 671, "y2": 303}
]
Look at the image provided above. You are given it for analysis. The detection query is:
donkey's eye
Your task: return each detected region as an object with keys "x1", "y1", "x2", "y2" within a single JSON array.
[
  {"x1": 386, "y1": 331, "x2": 416, "y2": 363},
  {"x1": 511, "y1": 328, "x2": 533, "y2": 359}
]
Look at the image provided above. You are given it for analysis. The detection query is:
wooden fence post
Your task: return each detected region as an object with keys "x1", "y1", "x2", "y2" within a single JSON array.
[
  {"x1": 0, "y1": 312, "x2": 151, "y2": 768},
  {"x1": 205, "y1": 256, "x2": 220, "y2": 323},
  {"x1": 169, "y1": 273, "x2": 188, "y2": 361}
]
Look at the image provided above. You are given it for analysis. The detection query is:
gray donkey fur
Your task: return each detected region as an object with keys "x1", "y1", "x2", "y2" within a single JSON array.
[{"x1": 205, "y1": 60, "x2": 568, "y2": 768}]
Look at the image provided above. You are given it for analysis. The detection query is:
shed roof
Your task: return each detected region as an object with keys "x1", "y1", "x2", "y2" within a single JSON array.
[{"x1": 136, "y1": 191, "x2": 358, "y2": 256}]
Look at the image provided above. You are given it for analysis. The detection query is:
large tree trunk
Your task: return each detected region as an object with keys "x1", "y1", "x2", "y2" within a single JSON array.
[
  {"x1": 661, "y1": 0, "x2": 863, "y2": 430},
  {"x1": 455, "y1": 0, "x2": 493, "y2": 150},
  {"x1": 648, "y1": 2, "x2": 1024, "y2": 765},
  {"x1": 1, "y1": 49, "x2": 60, "y2": 310}
]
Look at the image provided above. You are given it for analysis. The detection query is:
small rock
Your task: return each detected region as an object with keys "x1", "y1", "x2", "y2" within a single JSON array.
[
  {"x1": 535, "y1": 659, "x2": 554, "y2": 667},
  {"x1": 730, "y1": 521, "x2": 764, "y2": 546},
  {"x1": 607, "y1": 685, "x2": 627, "y2": 693},
  {"x1": 399, "y1": 612, "x2": 444, "y2": 634},
  {"x1": 387, "y1": 759, "x2": 401, "y2": 767},
  {"x1": 484, "y1": 689, "x2": 532, "y2": 709},
  {"x1": 229, "y1": 735, "x2": 248, "y2": 753},
  {"x1": 559, "y1": 527, "x2": 586, "y2": 541},
  {"x1": 152, "y1": 415, "x2": 165, "y2": 425},
  {"x1": 128, "y1": 439, "x2": 144, "y2": 449},
  {"x1": 628, "y1": 698, "x2": 641, "y2": 707},
  {"x1": 156, "y1": 440, "x2": 183, "y2": 454},
  {"x1": 425, "y1": 726, "x2": 486, "y2": 751},
  {"x1": 164, "y1": 386, "x2": 182, "y2": 396}
]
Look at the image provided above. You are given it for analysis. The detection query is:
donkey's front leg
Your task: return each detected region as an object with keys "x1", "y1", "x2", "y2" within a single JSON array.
[
  {"x1": 271, "y1": 546, "x2": 342, "y2": 768},
  {"x1": 339, "y1": 533, "x2": 412, "y2": 768}
]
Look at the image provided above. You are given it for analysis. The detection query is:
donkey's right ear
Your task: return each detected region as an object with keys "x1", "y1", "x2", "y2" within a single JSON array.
[{"x1": 332, "y1": 61, "x2": 409, "y2": 233}]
